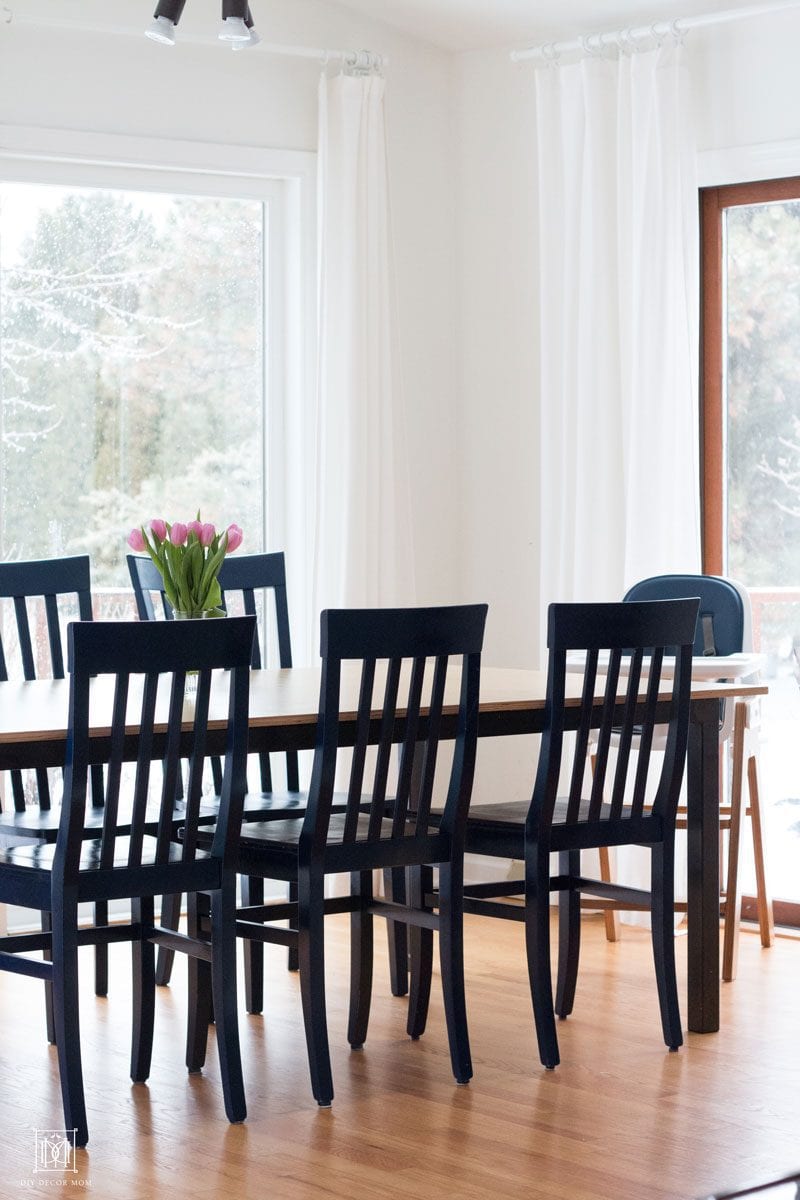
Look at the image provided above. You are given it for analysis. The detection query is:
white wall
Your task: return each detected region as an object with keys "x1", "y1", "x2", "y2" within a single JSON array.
[
  {"x1": 692, "y1": 7, "x2": 800, "y2": 155},
  {"x1": 0, "y1": 0, "x2": 462, "y2": 607}
]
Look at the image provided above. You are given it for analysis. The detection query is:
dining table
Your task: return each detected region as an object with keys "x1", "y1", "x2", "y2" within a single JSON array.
[{"x1": 0, "y1": 660, "x2": 767, "y2": 1035}]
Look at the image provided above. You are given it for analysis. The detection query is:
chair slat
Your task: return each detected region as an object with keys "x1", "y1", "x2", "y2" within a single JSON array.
[
  {"x1": 181, "y1": 669, "x2": 213, "y2": 861},
  {"x1": 629, "y1": 647, "x2": 665, "y2": 819},
  {"x1": 343, "y1": 658, "x2": 376, "y2": 842},
  {"x1": 13, "y1": 596, "x2": 36, "y2": 679},
  {"x1": 413, "y1": 655, "x2": 448, "y2": 834},
  {"x1": 155, "y1": 675, "x2": 189, "y2": 863},
  {"x1": 366, "y1": 657, "x2": 402, "y2": 840},
  {"x1": 44, "y1": 593, "x2": 65, "y2": 678},
  {"x1": 127, "y1": 675, "x2": 158, "y2": 868},
  {"x1": 566, "y1": 649, "x2": 599, "y2": 821},
  {"x1": 608, "y1": 648, "x2": 644, "y2": 819},
  {"x1": 99, "y1": 673, "x2": 129, "y2": 869},
  {"x1": 391, "y1": 656, "x2": 426, "y2": 836},
  {"x1": 587, "y1": 649, "x2": 623, "y2": 822}
]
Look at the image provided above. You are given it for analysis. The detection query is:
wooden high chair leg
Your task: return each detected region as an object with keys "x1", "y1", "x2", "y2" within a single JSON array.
[
  {"x1": 598, "y1": 847, "x2": 620, "y2": 942},
  {"x1": 722, "y1": 703, "x2": 747, "y2": 983},
  {"x1": 590, "y1": 752, "x2": 620, "y2": 943},
  {"x1": 746, "y1": 749, "x2": 775, "y2": 948}
]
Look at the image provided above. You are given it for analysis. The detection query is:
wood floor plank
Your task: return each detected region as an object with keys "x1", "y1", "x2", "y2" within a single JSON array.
[{"x1": 0, "y1": 914, "x2": 797, "y2": 1199}]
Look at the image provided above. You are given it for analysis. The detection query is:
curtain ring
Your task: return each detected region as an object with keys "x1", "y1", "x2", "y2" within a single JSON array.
[
  {"x1": 671, "y1": 18, "x2": 686, "y2": 45},
  {"x1": 541, "y1": 42, "x2": 560, "y2": 67}
]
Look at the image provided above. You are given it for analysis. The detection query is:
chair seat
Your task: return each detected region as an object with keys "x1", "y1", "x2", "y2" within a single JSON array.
[
  {"x1": 199, "y1": 812, "x2": 448, "y2": 879},
  {"x1": 453, "y1": 799, "x2": 663, "y2": 854},
  {"x1": 0, "y1": 835, "x2": 220, "y2": 908},
  {"x1": 0, "y1": 800, "x2": 212, "y2": 841},
  {"x1": 1, "y1": 835, "x2": 214, "y2": 873}
]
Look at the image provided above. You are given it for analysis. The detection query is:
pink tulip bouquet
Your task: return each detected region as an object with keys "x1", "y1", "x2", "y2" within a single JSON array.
[{"x1": 127, "y1": 517, "x2": 243, "y2": 618}]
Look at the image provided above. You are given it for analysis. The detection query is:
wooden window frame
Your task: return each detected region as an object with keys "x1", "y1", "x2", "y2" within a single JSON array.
[{"x1": 701, "y1": 176, "x2": 800, "y2": 930}]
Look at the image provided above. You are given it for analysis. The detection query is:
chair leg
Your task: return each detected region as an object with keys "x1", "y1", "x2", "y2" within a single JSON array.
[
  {"x1": 597, "y1": 847, "x2": 620, "y2": 942},
  {"x1": 131, "y1": 897, "x2": 156, "y2": 1084},
  {"x1": 555, "y1": 849, "x2": 581, "y2": 1018},
  {"x1": 384, "y1": 866, "x2": 409, "y2": 997},
  {"x1": 186, "y1": 892, "x2": 213, "y2": 1074},
  {"x1": 52, "y1": 891, "x2": 88, "y2": 1148},
  {"x1": 94, "y1": 900, "x2": 109, "y2": 997},
  {"x1": 746, "y1": 748, "x2": 775, "y2": 949},
  {"x1": 287, "y1": 880, "x2": 299, "y2": 971},
  {"x1": 407, "y1": 864, "x2": 434, "y2": 1040},
  {"x1": 438, "y1": 859, "x2": 472, "y2": 1085},
  {"x1": 210, "y1": 882, "x2": 246, "y2": 1124},
  {"x1": 722, "y1": 703, "x2": 747, "y2": 983},
  {"x1": 297, "y1": 870, "x2": 334, "y2": 1106},
  {"x1": 650, "y1": 841, "x2": 683, "y2": 1051},
  {"x1": 155, "y1": 893, "x2": 182, "y2": 987},
  {"x1": 347, "y1": 870, "x2": 373, "y2": 1049},
  {"x1": 241, "y1": 875, "x2": 264, "y2": 1014},
  {"x1": 525, "y1": 845, "x2": 559, "y2": 1070},
  {"x1": 40, "y1": 909, "x2": 56, "y2": 1045}
]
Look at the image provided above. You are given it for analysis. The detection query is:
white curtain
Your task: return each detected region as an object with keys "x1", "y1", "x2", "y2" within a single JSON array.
[
  {"x1": 535, "y1": 40, "x2": 701, "y2": 922},
  {"x1": 309, "y1": 70, "x2": 415, "y2": 656},
  {"x1": 536, "y1": 39, "x2": 701, "y2": 642}
]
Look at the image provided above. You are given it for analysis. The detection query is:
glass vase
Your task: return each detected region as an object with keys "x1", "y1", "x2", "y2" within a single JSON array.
[{"x1": 172, "y1": 607, "x2": 226, "y2": 692}]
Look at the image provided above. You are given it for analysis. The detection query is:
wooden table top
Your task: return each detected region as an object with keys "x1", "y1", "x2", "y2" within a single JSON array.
[{"x1": 0, "y1": 665, "x2": 768, "y2": 749}]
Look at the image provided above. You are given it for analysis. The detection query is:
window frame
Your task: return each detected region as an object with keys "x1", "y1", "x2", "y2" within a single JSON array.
[{"x1": 700, "y1": 173, "x2": 800, "y2": 930}]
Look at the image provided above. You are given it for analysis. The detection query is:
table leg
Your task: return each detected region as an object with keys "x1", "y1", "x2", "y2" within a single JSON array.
[{"x1": 687, "y1": 696, "x2": 720, "y2": 1033}]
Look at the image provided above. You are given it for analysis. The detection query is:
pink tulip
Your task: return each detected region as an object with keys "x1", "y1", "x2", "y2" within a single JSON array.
[
  {"x1": 187, "y1": 520, "x2": 203, "y2": 540},
  {"x1": 170, "y1": 522, "x2": 188, "y2": 546},
  {"x1": 150, "y1": 519, "x2": 167, "y2": 542},
  {"x1": 127, "y1": 527, "x2": 146, "y2": 552},
  {"x1": 225, "y1": 524, "x2": 243, "y2": 553},
  {"x1": 199, "y1": 523, "x2": 216, "y2": 547}
]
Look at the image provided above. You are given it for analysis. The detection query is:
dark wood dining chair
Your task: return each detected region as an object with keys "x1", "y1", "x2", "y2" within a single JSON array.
[
  {"x1": 414, "y1": 599, "x2": 698, "y2": 1070},
  {"x1": 128, "y1": 550, "x2": 301, "y2": 1002},
  {"x1": 0, "y1": 614, "x2": 254, "y2": 1146},
  {"x1": 0, "y1": 556, "x2": 107, "y2": 1036},
  {"x1": 189, "y1": 603, "x2": 487, "y2": 1107}
]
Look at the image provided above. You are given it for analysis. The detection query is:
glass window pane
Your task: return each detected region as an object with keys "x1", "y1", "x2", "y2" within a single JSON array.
[
  {"x1": 723, "y1": 197, "x2": 800, "y2": 905},
  {"x1": 0, "y1": 182, "x2": 265, "y2": 589}
]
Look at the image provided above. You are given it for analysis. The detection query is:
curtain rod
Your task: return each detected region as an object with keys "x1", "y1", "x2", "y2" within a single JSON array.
[
  {"x1": 510, "y1": 0, "x2": 800, "y2": 62},
  {"x1": 0, "y1": 7, "x2": 386, "y2": 69}
]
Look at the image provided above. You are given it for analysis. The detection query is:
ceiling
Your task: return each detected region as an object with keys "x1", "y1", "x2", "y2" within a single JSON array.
[{"x1": 330, "y1": 0, "x2": 781, "y2": 52}]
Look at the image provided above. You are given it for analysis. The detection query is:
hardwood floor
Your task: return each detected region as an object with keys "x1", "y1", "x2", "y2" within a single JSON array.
[{"x1": 0, "y1": 914, "x2": 797, "y2": 1199}]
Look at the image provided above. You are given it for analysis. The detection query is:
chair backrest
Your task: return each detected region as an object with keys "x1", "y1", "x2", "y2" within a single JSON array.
[
  {"x1": 128, "y1": 551, "x2": 297, "y2": 791},
  {"x1": 301, "y1": 605, "x2": 487, "y2": 857},
  {"x1": 57, "y1": 616, "x2": 255, "y2": 886},
  {"x1": 623, "y1": 574, "x2": 745, "y2": 657},
  {"x1": 0, "y1": 556, "x2": 93, "y2": 682},
  {"x1": 531, "y1": 599, "x2": 699, "y2": 841},
  {"x1": 0, "y1": 556, "x2": 94, "y2": 813}
]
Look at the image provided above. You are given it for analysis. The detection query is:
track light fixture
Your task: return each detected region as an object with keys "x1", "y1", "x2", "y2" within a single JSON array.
[
  {"x1": 144, "y1": 0, "x2": 260, "y2": 48},
  {"x1": 232, "y1": 6, "x2": 260, "y2": 50},
  {"x1": 144, "y1": 0, "x2": 185, "y2": 44}
]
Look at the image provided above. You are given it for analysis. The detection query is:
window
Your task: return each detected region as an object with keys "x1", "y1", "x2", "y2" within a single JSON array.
[
  {"x1": 701, "y1": 176, "x2": 800, "y2": 926},
  {"x1": 1, "y1": 181, "x2": 267, "y2": 593},
  {"x1": 0, "y1": 127, "x2": 314, "y2": 629}
]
